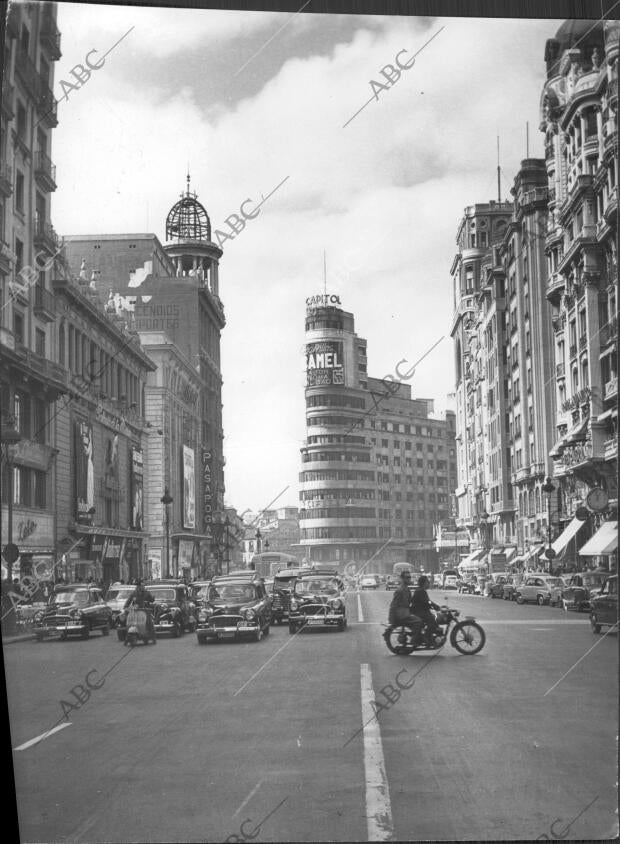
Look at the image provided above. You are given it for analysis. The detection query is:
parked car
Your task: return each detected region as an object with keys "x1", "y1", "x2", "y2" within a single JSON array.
[
  {"x1": 485, "y1": 573, "x2": 509, "y2": 598},
  {"x1": 147, "y1": 581, "x2": 197, "y2": 636},
  {"x1": 457, "y1": 577, "x2": 478, "y2": 594},
  {"x1": 515, "y1": 575, "x2": 564, "y2": 606},
  {"x1": 188, "y1": 580, "x2": 211, "y2": 609},
  {"x1": 288, "y1": 573, "x2": 347, "y2": 633},
  {"x1": 590, "y1": 575, "x2": 618, "y2": 634},
  {"x1": 105, "y1": 583, "x2": 138, "y2": 626},
  {"x1": 359, "y1": 575, "x2": 378, "y2": 590},
  {"x1": 561, "y1": 571, "x2": 608, "y2": 612},
  {"x1": 36, "y1": 584, "x2": 112, "y2": 640},
  {"x1": 385, "y1": 575, "x2": 399, "y2": 590},
  {"x1": 196, "y1": 573, "x2": 271, "y2": 643}
]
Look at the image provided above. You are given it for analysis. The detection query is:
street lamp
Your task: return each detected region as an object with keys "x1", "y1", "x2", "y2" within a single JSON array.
[
  {"x1": 224, "y1": 516, "x2": 230, "y2": 574},
  {"x1": 160, "y1": 487, "x2": 173, "y2": 578},
  {"x1": 480, "y1": 511, "x2": 489, "y2": 551},
  {"x1": 542, "y1": 476, "x2": 556, "y2": 573},
  {"x1": 255, "y1": 529, "x2": 262, "y2": 556},
  {"x1": 1, "y1": 419, "x2": 23, "y2": 583}
]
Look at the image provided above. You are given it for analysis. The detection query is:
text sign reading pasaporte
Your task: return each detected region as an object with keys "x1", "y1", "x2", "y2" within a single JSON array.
[{"x1": 306, "y1": 341, "x2": 345, "y2": 386}]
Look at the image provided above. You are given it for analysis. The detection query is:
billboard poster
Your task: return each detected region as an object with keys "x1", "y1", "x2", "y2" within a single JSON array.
[
  {"x1": 178, "y1": 540, "x2": 195, "y2": 569},
  {"x1": 149, "y1": 549, "x2": 162, "y2": 580},
  {"x1": 306, "y1": 340, "x2": 344, "y2": 387},
  {"x1": 183, "y1": 445, "x2": 196, "y2": 529},
  {"x1": 202, "y1": 449, "x2": 213, "y2": 539},
  {"x1": 130, "y1": 448, "x2": 144, "y2": 530},
  {"x1": 75, "y1": 420, "x2": 95, "y2": 524}
]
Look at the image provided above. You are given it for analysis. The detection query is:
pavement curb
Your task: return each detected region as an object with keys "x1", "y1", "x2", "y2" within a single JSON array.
[{"x1": 1, "y1": 633, "x2": 36, "y2": 645}]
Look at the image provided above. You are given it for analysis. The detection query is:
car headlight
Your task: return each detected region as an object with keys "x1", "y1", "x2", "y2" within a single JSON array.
[
  {"x1": 243, "y1": 608, "x2": 256, "y2": 620},
  {"x1": 329, "y1": 598, "x2": 341, "y2": 609},
  {"x1": 198, "y1": 610, "x2": 208, "y2": 622},
  {"x1": 290, "y1": 600, "x2": 298, "y2": 611}
]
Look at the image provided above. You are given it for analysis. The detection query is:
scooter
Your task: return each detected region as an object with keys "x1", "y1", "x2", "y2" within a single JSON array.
[
  {"x1": 117, "y1": 606, "x2": 157, "y2": 646},
  {"x1": 383, "y1": 605, "x2": 486, "y2": 656}
]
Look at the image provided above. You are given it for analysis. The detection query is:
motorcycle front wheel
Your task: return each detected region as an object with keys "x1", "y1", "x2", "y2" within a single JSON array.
[
  {"x1": 450, "y1": 621, "x2": 486, "y2": 655},
  {"x1": 383, "y1": 625, "x2": 418, "y2": 655}
]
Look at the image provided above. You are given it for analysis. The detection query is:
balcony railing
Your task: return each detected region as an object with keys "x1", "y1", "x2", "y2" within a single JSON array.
[
  {"x1": 33, "y1": 217, "x2": 61, "y2": 254},
  {"x1": 556, "y1": 362, "x2": 565, "y2": 378},
  {"x1": 604, "y1": 376, "x2": 618, "y2": 400},
  {"x1": 600, "y1": 315, "x2": 618, "y2": 347},
  {"x1": 34, "y1": 150, "x2": 57, "y2": 192},
  {"x1": 33, "y1": 285, "x2": 56, "y2": 322},
  {"x1": 0, "y1": 161, "x2": 12, "y2": 197},
  {"x1": 579, "y1": 335, "x2": 587, "y2": 351},
  {"x1": 15, "y1": 46, "x2": 40, "y2": 99},
  {"x1": 569, "y1": 343, "x2": 577, "y2": 359},
  {"x1": 37, "y1": 86, "x2": 58, "y2": 128},
  {"x1": 41, "y1": 12, "x2": 62, "y2": 60}
]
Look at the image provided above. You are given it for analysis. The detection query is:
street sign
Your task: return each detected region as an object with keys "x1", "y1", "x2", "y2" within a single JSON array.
[
  {"x1": 2, "y1": 543, "x2": 20, "y2": 564},
  {"x1": 545, "y1": 548, "x2": 556, "y2": 560},
  {"x1": 575, "y1": 507, "x2": 589, "y2": 521}
]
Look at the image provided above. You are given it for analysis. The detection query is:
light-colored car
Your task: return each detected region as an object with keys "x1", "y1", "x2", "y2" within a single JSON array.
[
  {"x1": 515, "y1": 575, "x2": 564, "y2": 606},
  {"x1": 485, "y1": 573, "x2": 509, "y2": 598},
  {"x1": 359, "y1": 575, "x2": 378, "y2": 590},
  {"x1": 444, "y1": 575, "x2": 458, "y2": 590},
  {"x1": 105, "y1": 584, "x2": 137, "y2": 625},
  {"x1": 590, "y1": 575, "x2": 617, "y2": 633}
]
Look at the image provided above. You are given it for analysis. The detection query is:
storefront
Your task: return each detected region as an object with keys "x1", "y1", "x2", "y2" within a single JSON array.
[{"x1": 579, "y1": 520, "x2": 618, "y2": 572}]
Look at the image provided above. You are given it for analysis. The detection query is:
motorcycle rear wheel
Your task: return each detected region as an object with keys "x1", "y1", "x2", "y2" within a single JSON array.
[
  {"x1": 450, "y1": 621, "x2": 485, "y2": 655},
  {"x1": 384, "y1": 625, "x2": 417, "y2": 655}
]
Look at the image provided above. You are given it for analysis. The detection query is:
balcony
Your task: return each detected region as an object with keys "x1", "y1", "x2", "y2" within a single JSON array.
[
  {"x1": 569, "y1": 343, "x2": 577, "y2": 359},
  {"x1": 41, "y1": 13, "x2": 62, "y2": 60},
  {"x1": 37, "y1": 86, "x2": 58, "y2": 129},
  {"x1": 604, "y1": 438, "x2": 617, "y2": 461},
  {"x1": 600, "y1": 315, "x2": 618, "y2": 347},
  {"x1": 1, "y1": 81, "x2": 14, "y2": 119},
  {"x1": 33, "y1": 217, "x2": 61, "y2": 255},
  {"x1": 33, "y1": 285, "x2": 56, "y2": 323},
  {"x1": 0, "y1": 161, "x2": 12, "y2": 198},
  {"x1": 15, "y1": 46, "x2": 41, "y2": 100},
  {"x1": 13, "y1": 344, "x2": 68, "y2": 394},
  {"x1": 579, "y1": 335, "x2": 587, "y2": 351},
  {"x1": 556, "y1": 362, "x2": 565, "y2": 379},
  {"x1": 609, "y1": 78, "x2": 618, "y2": 109},
  {"x1": 604, "y1": 376, "x2": 618, "y2": 400},
  {"x1": 0, "y1": 240, "x2": 15, "y2": 274},
  {"x1": 34, "y1": 150, "x2": 57, "y2": 192}
]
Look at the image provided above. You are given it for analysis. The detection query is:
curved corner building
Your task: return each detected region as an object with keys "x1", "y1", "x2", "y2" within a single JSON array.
[{"x1": 299, "y1": 296, "x2": 457, "y2": 574}]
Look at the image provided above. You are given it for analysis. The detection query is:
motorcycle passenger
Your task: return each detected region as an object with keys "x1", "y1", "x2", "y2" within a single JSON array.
[
  {"x1": 124, "y1": 579, "x2": 155, "y2": 639},
  {"x1": 411, "y1": 575, "x2": 441, "y2": 642},
  {"x1": 389, "y1": 571, "x2": 422, "y2": 640}
]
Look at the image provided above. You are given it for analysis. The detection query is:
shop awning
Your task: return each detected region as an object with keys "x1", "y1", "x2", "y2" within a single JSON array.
[
  {"x1": 549, "y1": 433, "x2": 566, "y2": 458},
  {"x1": 552, "y1": 516, "x2": 587, "y2": 555},
  {"x1": 564, "y1": 416, "x2": 589, "y2": 444},
  {"x1": 458, "y1": 549, "x2": 486, "y2": 571},
  {"x1": 523, "y1": 543, "x2": 544, "y2": 563},
  {"x1": 579, "y1": 521, "x2": 618, "y2": 556}
]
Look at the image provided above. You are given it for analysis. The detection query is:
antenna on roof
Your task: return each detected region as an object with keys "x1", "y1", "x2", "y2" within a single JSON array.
[
  {"x1": 496, "y1": 135, "x2": 501, "y2": 202},
  {"x1": 526, "y1": 122, "x2": 529, "y2": 158},
  {"x1": 323, "y1": 250, "x2": 327, "y2": 295}
]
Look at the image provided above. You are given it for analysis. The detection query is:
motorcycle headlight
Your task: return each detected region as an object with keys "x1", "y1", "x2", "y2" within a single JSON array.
[{"x1": 243, "y1": 608, "x2": 256, "y2": 620}]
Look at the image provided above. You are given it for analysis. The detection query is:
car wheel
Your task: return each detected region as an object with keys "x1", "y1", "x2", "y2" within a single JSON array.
[
  {"x1": 197, "y1": 636, "x2": 207, "y2": 645},
  {"x1": 253, "y1": 628, "x2": 263, "y2": 642},
  {"x1": 81, "y1": 625, "x2": 90, "y2": 640},
  {"x1": 117, "y1": 629, "x2": 126, "y2": 642},
  {"x1": 101, "y1": 623, "x2": 110, "y2": 636},
  {"x1": 590, "y1": 614, "x2": 602, "y2": 634},
  {"x1": 537, "y1": 595, "x2": 546, "y2": 606},
  {"x1": 289, "y1": 622, "x2": 299, "y2": 635},
  {"x1": 516, "y1": 594, "x2": 524, "y2": 604},
  {"x1": 337, "y1": 618, "x2": 346, "y2": 632},
  {"x1": 263, "y1": 622, "x2": 270, "y2": 636}
]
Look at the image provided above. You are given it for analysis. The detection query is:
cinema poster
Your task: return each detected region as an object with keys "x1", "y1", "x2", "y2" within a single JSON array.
[
  {"x1": 130, "y1": 448, "x2": 144, "y2": 531},
  {"x1": 183, "y1": 445, "x2": 196, "y2": 529},
  {"x1": 75, "y1": 420, "x2": 95, "y2": 524},
  {"x1": 306, "y1": 340, "x2": 345, "y2": 387}
]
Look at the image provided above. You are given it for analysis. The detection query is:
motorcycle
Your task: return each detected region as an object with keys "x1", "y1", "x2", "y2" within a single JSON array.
[
  {"x1": 383, "y1": 605, "x2": 486, "y2": 656},
  {"x1": 117, "y1": 605, "x2": 157, "y2": 646}
]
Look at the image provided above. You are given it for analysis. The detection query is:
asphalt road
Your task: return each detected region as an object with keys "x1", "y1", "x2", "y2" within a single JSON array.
[{"x1": 4, "y1": 589, "x2": 618, "y2": 842}]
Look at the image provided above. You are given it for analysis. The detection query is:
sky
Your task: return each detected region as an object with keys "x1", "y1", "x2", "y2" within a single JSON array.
[{"x1": 47, "y1": 2, "x2": 564, "y2": 512}]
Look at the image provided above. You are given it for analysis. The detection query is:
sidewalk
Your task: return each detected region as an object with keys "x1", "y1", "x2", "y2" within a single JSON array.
[{"x1": 1, "y1": 630, "x2": 36, "y2": 645}]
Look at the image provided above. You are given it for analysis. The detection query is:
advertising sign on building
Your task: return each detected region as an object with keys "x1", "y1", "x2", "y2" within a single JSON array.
[
  {"x1": 183, "y1": 445, "x2": 196, "y2": 529},
  {"x1": 130, "y1": 448, "x2": 144, "y2": 530},
  {"x1": 149, "y1": 549, "x2": 162, "y2": 580},
  {"x1": 202, "y1": 449, "x2": 213, "y2": 540},
  {"x1": 74, "y1": 420, "x2": 95, "y2": 524},
  {"x1": 306, "y1": 340, "x2": 345, "y2": 387},
  {"x1": 178, "y1": 540, "x2": 195, "y2": 569}
]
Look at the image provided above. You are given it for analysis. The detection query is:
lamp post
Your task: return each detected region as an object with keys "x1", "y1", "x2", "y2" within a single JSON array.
[
  {"x1": 1, "y1": 419, "x2": 23, "y2": 583},
  {"x1": 542, "y1": 476, "x2": 556, "y2": 573},
  {"x1": 224, "y1": 516, "x2": 230, "y2": 574},
  {"x1": 160, "y1": 487, "x2": 173, "y2": 578},
  {"x1": 480, "y1": 511, "x2": 489, "y2": 550},
  {"x1": 255, "y1": 529, "x2": 262, "y2": 556}
]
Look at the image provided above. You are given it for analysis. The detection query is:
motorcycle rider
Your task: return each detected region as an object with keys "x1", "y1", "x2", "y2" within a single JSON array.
[
  {"x1": 411, "y1": 575, "x2": 441, "y2": 643},
  {"x1": 123, "y1": 578, "x2": 156, "y2": 640},
  {"x1": 389, "y1": 571, "x2": 423, "y2": 641}
]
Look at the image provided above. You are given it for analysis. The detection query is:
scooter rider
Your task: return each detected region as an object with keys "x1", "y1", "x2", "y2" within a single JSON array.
[
  {"x1": 124, "y1": 579, "x2": 156, "y2": 639},
  {"x1": 389, "y1": 570, "x2": 423, "y2": 640},
  {"x1": 411, "y1": 575, "x2": 441, "y2": 642}
]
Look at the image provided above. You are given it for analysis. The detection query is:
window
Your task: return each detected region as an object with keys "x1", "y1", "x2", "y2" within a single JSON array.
[
  {"x1": 15, "y1": 171, "x2": 25, "y2": 213},
  {"x1": 35, "y1": 328, "x2": 45, "y2": 357},
  {"x1": 33, "y1": 397, "x2": 46, "y2": 443},
  {"x1": 33, "y1": 470, "x2": 46, "y2": 508},
  {"x1": 13, "y1": 311, "x2": 24, "y2": 344},
  {"x1": 58, "y1": 323, "x2": 65, "y2": 366},
  {"x1": 16, "y1": 103, "x2": 27, "y2": 141},
  {"x1": 15, "y1": 238, "x2": 24, "y2": 273}
]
